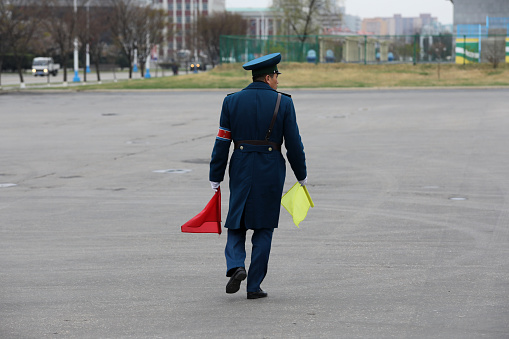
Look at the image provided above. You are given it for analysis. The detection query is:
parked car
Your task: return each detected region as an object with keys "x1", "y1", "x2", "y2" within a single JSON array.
[{"x1": 32, "y1": 57, "x2": 60, "y2": 76}]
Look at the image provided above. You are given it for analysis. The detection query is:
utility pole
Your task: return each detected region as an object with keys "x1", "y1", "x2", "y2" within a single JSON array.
[{"x1": 73, "y1": 0, "x2": 81, "y2": 82}]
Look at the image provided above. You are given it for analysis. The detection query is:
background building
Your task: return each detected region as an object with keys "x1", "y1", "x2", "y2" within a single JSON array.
[
  {"x1": 227, "y1": 8, "x2": 281, "y2": 37},
  {"x1": 452, "y1": 0, "x2": 509, "y2": 64},
  {"x1": 340, "y1": 9, "x2": 361, "y2": 33},
  {"x1": 154, "y1": 0, "x2": 225, "y2": 58},
  {"x1": 360, "y1": 14, "x2": 440, "y2": 36},
  {"x1": 453, "y1": 0, "x2": 509, "y2": 26},
  {"x1": 361, "y1": 18, "x2": 389, "y2": 35},
  {"x1": 228, "y1": 2, "x2": 342, "y2": 38}
]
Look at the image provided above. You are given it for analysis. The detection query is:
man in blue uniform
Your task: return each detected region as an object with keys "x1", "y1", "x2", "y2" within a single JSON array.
[{"x1": 209, "y1": 53, "x2": 307, "y2": 299}]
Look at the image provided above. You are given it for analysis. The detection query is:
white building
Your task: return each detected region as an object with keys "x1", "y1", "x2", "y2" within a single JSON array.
[
  {"x1": 227, "y1": 7, "x2": 281, "y2": 37},
  {"x1": 153, "y1": 0, "x2": 226, "y2": 58}
]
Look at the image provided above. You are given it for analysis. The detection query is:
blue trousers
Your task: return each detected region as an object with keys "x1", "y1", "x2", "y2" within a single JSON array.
[{"x1": 225, "y1": 227, "x2": 274, "y2": 293}]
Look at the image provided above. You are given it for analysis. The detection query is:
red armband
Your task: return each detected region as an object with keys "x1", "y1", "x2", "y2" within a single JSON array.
[{"x1": 216, "y1": 127, "x2": 231, "y2": 141}]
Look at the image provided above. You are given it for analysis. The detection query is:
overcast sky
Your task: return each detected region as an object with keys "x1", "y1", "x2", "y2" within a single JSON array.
[{"x1": 225, "y1": 0, "x2": 454, "y2": 25}]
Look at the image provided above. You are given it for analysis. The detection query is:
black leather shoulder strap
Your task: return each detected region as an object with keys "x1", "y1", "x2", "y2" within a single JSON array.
[
  {"x1": 265, "y1": 93, "x2": 282, "y2": 141},
  {"x1": 278, "y1": 91, "x2": 291, "y2": 98}
]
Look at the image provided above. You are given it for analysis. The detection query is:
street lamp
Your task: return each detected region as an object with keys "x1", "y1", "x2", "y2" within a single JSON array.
[
  {"x1": 144, "y1": 0, "x2": 151, "y2": 78},
  {"x1": 133, "y1": 47, "x2": 139, "y2": 72},
  {"x1": 73, "y1": 0, "x2": 81, "y2": 82},
  {"x1": 145, "y1": 34, "x2": 151, "y2": 78},
  {"x1": 86, "y1": 1, "x2": 90, "y2": 74}
]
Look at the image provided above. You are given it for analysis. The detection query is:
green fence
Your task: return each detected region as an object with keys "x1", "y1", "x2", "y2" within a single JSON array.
[
  {"x1": 220, "y1": 34, "x2": 509, "y2": 65},
  {"x1": 220, "y1": 35, "x2": 320, "y2": 63}
]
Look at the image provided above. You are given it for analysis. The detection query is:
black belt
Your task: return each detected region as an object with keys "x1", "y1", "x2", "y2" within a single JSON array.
[
  {"x1": 234, "y1": 140, "x2": 281, "y2": 151},
  {"x1": 234, "y1": 94, "x2": 283, "y2": 152}
]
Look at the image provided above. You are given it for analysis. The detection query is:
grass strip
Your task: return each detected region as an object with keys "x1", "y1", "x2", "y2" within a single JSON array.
[{"x1": 76, "y1": 63, "x2": 509, "y2": 90}]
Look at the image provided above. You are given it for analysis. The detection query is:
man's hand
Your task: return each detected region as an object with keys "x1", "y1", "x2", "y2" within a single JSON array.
[
  {"x1": 298, "y1": 176, "x2": 307, "y2": 186},
  {"x1": 210, "y1": 181, "x2": 220, "y2": 192}
]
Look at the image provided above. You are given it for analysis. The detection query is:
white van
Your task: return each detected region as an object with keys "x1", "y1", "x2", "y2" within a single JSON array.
[{"x1": 32, "y1": 57, "x2": 60, "y2": 76}]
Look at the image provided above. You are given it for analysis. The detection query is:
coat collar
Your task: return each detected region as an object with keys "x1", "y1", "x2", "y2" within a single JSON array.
[{"x1": 242, "y1": 81, "x2": 276, "y2": 92}]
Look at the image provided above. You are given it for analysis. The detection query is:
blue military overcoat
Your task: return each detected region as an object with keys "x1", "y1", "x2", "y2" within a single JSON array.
[{"x1": 209, "y1": 81, "x2": 307, "y2": 230}]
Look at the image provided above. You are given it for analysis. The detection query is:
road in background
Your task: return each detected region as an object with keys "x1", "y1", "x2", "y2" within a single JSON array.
[
  {"x1": 0, "y1": 67, "x2": 196, "y2": 88},
  {"x1": 1, "y1": 89, "x2": 508, "y2": 338}
]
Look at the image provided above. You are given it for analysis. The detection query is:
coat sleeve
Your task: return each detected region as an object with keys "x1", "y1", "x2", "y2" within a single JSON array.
[
  {"x1": 283, "y1": 98, "x2": 307, "y2": 181},
  {"x1": 209, "y1": 97, "x2": 232, "y2": 182}
]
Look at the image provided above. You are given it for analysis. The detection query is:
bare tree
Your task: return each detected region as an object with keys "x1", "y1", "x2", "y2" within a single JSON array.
[
  {"x1": 196, "y1": 11, "x2": 247, "y2": 67},
  {"x1": 44, "y1": 0, "x2": 83, "y2": 84},
  {"x1": 87, "y1": 7, "x2": 111, "y2": 82},
  {"x1": 0, "y1": 0, "x2": 47, "y2": 87},
  {"x1": 76, "y1": 3, "x2": 111, "y2": 82},
  {"x1": 484, "y1": 31, "x2": 506, "y2": 69},
  {"x1": 272, "y1": 0, "x2": 337, "y2": 43},
  {"x1": 108, "y1": 0, "x2": 167, "y2": 79},
  {"x1": 108, "y1": 0, "x2": 137, "y2": 79},
  {"x1": 133, "y1": 6, "x2": 166, "y2": 77}
]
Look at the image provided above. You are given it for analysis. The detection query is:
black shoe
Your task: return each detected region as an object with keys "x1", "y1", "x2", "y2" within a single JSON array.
[
  {"x1": 226, "y1": 267, "x2": 247, "y2": 294},
  {"x1": 247, "y1": 288, "x2": 268, "y2": 299}
]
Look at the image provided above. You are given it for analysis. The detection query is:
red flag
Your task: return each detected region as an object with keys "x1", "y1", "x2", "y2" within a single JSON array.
[{"x1": 181, "y1": 187, "x2": 222, "y2": 234}]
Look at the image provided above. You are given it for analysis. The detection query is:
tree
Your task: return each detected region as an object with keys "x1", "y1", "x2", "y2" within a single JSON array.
[
  {"x1": 196, "y1": 12, "x2": 247, "y2": 67},
  {"x1": 0, "y1": 0, "x2": 47, "y2": 87},
  {"x1": 133, "y1": 6, "x2": 166, "y2": 77},
  {"x1": 393, "y1": 37, "x2": 416, "y2": 62},
  {"x1": 108, "y1": 0, "x2": 135, "y2": 78},
  {"x1": 108, "y1": 0, "x2": 165, "y2": 79},
  {"x1": 44, "y1": 0, "x2": 82, "y2": 84},
  {"x1": 272, "y1": 0, "x2": 338, "y2": 43},
  {"x1": 76, "y1": 4, "x2": 111, "y2": 82},
  {"x1": 86, "y1": 7, "x2": 111, "y2": 82},
  {"x1": 484, "y1": 30, "x2": 506, "y2": 69}
]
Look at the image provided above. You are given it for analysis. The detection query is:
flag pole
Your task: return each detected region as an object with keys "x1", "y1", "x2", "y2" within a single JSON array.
[{"x1": 303, "y1": 186, "x2": 314, "y2": 207}]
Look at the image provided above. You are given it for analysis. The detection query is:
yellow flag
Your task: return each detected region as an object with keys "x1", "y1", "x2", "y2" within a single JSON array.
[{"x1": 281, "y1": 183, "x2": 315, "y2": 227}]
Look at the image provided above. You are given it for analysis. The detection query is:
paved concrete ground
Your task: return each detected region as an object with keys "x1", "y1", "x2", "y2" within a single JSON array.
[{"x1": 1, "y1": 88, "x2": 508, "y2": 338}]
